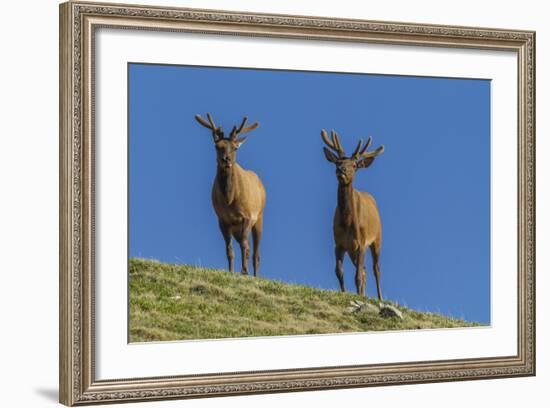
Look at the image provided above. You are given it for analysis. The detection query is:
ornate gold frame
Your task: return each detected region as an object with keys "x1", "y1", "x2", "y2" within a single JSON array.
[{"x1": 59, "y1": 1, "x2": 536, "y2": 405}]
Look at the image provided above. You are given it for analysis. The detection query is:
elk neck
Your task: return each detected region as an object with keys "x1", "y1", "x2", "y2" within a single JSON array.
[
  {"x1": 216, "y1": 162, "x2": 238, "y2": 204},
  {"x1": 337, "y1": 181, "x2": 355, "y2": 227}
]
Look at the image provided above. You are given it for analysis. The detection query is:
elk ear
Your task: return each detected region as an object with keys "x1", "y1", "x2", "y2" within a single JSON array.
[
  {"x1": 323, "y1": 147, "x2": 339, "y2": 163},
  {"x1": 233, "y1": 136, "x2": 247, "y2": 149},
  {"x1": 356, "y1": 157, "x2": 375, "y2": 169}
]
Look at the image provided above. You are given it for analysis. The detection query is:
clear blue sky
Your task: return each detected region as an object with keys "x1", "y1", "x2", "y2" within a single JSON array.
[{"x1": 129, "y1": 63, "x2": 491, "y2": 324}]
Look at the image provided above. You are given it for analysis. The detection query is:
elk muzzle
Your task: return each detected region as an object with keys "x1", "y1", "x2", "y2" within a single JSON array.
[
  {"x1": 218, "y1": 155, "x2": 233, "y2": 169},
  {"x1": 336, "y1": 168, "x2": 351, "y2": 184}
]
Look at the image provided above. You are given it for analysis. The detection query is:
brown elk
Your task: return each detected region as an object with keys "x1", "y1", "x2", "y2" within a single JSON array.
[
  {"x1": 321, "y1": 129, "x2": 385, "y2": 300},
  {"x1": 195, "y1": 113, "x2": 266, "y2": 277}
]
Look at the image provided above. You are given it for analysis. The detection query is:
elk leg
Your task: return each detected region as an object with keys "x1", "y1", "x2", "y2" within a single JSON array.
[
  {"x1": 355, "y1": 249, "x2": 367, "y2": 297},
  {"x1": 235, "y1": 220, "x2": 253, "y2": 276},
  {"x1": 218, "y1": 221, "x2": 234, "y2": 272},
  {"x1": 251, "y1": 214, "x2": 263, "y2": 277},
  {"x1": 335, "y1": 246, "x2": 345, "y2": 292},
  {"x1": 370, "y1": 241, "x2": 383, "y2": 301}
]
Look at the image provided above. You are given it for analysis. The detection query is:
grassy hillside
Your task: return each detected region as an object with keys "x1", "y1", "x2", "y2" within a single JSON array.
[{"x1": 129, "y1": 258, "x2": 482, "y2": 342}]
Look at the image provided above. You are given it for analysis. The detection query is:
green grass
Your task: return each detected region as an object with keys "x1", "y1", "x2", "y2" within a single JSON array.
[{"x1": 129, "y1": 258, "x2": 484, "y2": 342}]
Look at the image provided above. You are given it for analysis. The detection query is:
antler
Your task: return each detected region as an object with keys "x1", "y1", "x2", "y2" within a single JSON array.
[
  {"x1": 352, "y1": 136, "x2": 384, "y2": 160},
  {"x1": 321, "y1": 129, "x2": 345, "y2": 158},
  {"x1": 195, "y1": 113, "x2": 222, "y2": 141},
  {"x1": 229, "y1": 117, "x2": 259, "y2": 140},
  {"x1": 195, "y1": 112, "x2": 217, "y2": 130}
]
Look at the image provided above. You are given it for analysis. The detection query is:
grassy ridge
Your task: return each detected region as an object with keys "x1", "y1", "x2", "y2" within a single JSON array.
[{"x1": 129, "y1": 258, "x2": 482, "y2": 342}]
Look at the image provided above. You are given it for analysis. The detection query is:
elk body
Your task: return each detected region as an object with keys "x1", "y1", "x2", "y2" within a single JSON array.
[
  {"x1": 321, "y1": 130, "x2": 385, "y2": 300},
  {"x1": 195, "y1": 113, "x2": 266, "y2": 276}
]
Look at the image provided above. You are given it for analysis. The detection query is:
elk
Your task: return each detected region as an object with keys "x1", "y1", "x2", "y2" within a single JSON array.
[
  {"x1": 195, "y1": 113, "x2": 266, "y2": 277},
  {"x1": 321, "y1": 129, "x2": 385, "y2": 300}
]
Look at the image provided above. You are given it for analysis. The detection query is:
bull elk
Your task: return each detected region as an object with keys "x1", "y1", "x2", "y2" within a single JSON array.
[
  {"x1": 321, "y1": 129, "x2": 385, "y2": 300},
  {"x1": 195, "y1": 113, "x2": 266, "y2": 277}
]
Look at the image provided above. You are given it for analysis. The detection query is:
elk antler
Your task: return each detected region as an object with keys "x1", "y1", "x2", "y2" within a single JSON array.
[
  {"x1": 352, "y1": 136, "x2": 384, "y2": 160},
  {"x1": 321, "y1": 129, "x2": 345, "y2": 158},
  {"x1": 229, "y1": 117, "x2": 260, "y2": 140},
  {"x1": 195, "y1": 113, "x2": 223, "y2": 141}
]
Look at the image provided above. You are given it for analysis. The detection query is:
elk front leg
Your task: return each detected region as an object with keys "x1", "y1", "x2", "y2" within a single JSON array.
[
  {"x1": 235, "y1": 219, "x2": 253, "y2": 276},
  {"x1": 218, "y1": 221, "x2": 234, "y2": 272},
  {"x1": 335, "y1": 245, "x2": 345, "y2": 292},
  {"x1": 354, "y1": 248, "x2": 367, "y2": 297}
]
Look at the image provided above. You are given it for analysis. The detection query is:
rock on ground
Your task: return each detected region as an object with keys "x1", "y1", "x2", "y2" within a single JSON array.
[
  {"x1": 359, "y1": 303, "x2": 380, "y2": 313},
  {"x1": 379, "y1": 304, "x2": 404, "y2": 320},
  {"x1": 347, "y1": 300, "x2": 380, "y2": 314}
]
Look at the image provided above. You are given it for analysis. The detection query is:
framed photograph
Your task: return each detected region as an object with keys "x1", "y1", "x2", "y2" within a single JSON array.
[{"x1": 59, "y1": 1, "x2": 536, "y2": 405}]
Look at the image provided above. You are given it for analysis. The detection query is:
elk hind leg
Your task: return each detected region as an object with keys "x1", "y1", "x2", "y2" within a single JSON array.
[
  {"x1": 218, "y1": 221, "x2": 234, "y2": 273},
  {"x1": 370, "y1": 240, "x2": 383, "y2": 301},
  {"x1": 251, "y1": 214, "x2": 263, "y2": 277}
]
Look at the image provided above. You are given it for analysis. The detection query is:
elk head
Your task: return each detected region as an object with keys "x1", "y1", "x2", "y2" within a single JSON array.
[
  {"x1": 321, "y1": 129, "x2": 384, "y2": 185},
  {"x1": 195, "y1": 113, "x2": 259, "y2": 171}
]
